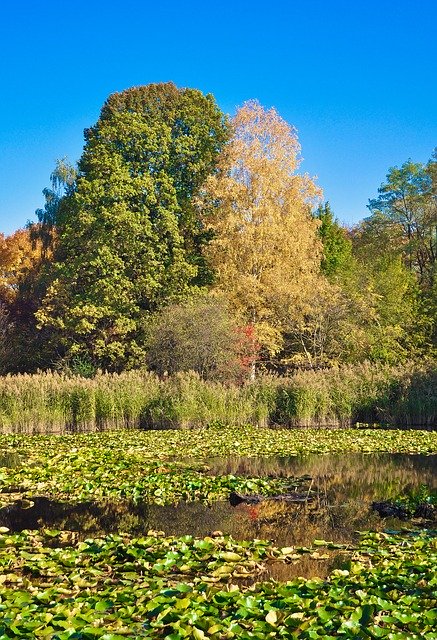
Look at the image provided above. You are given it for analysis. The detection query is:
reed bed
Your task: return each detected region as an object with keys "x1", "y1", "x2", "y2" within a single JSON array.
[
  {"x1": 0, "y1": 362, "x2": 434, "y2": 433},
  {"x1": 0, "y1": 370, "x2": 160, "y2": 433},
  {"x1": 274, "y1": 362, "x2": 436, "y2": 428}
]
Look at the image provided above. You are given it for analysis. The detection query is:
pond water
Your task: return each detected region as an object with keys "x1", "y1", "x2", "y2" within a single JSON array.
[{"x1": 2, "y1": 453, "x2": 435, "y2": 579}]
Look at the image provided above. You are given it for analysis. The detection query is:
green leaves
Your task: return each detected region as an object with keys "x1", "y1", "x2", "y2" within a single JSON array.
[
  {"x1": 37, "y1": 83, "x2": 229, "y2": 370},
  {"x1": 0, "y1": 427, "x2": 435, "y2": 637},
  {"x1": 0, "y1": 442, "x2": 295, "y2": 508},
  {"x1": 0, "y1": 426, "x2": 436, "y2": 509},
  {"x1": 1, "y1": 529, "x2": 435, "y2": 638}
]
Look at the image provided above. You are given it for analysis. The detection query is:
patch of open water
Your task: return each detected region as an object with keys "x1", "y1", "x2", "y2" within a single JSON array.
[{"x1": 1, "y1": 453, "x2": 435, "y2": 579}]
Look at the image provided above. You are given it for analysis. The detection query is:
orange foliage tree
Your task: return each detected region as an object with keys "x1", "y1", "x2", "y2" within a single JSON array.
[{"x1": 0, "y1": 229, "x2": 43, "y2": 306}]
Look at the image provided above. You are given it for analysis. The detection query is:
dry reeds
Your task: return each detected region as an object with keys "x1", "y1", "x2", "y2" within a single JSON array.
[
  {"x1": 0, "y1": 362, "x2": 434, "y2": 433},
  {"x1": 0, "y1": 370, "x2": 160, "y2": 434}
]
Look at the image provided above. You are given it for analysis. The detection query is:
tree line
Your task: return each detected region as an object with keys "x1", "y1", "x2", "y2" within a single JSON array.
[{"x1": 1, "y1": 82, "x2": 436, "y2": 378}]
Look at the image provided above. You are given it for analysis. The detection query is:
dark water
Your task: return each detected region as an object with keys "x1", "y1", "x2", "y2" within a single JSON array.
[{"x1": 1, "y1": 453, "x2": 435, "y2": 579}]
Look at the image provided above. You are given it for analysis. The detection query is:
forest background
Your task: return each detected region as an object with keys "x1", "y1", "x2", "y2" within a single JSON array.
[{"x1": 0, "y1": 82, "x2": 435, "y2": 379}]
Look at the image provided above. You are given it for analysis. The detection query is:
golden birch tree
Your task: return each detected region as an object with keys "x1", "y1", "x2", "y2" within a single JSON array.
[{"x1": 201, "y1": 100, "x2": 323, "y2": 356}]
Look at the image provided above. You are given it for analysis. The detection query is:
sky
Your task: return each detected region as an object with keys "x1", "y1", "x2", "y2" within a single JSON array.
[{"x1": 0, "y1": 0, "x2": 436, "y2": 235}]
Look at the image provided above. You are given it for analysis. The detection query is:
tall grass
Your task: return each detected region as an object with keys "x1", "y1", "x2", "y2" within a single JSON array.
[
  {"x1": 142, "y1": 372, "x2": 275, "y2": 429},
  {"x1": 0, "y1": 362, "x2": 434, "y2": 433},
  {"x1": 275, "y1": 362, "x2": 436, "y2": 427},
  {"x1": 0, "y1": 371, "x2": 160, "y2": 433}
]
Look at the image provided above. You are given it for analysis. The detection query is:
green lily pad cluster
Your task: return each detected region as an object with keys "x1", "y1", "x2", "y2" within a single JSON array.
[
  {"x1": 2, "y1": 426, "x2": 437, "y2": 462},
  {"x1": 0, "y1": 455, "x2": 299, "y2": 509},
  {"x1": 0, "y1": 528, "x2": 435, "y2": 638},
  {"x1": 0, "y1": 427, "x2": 435, "y2": 638}
]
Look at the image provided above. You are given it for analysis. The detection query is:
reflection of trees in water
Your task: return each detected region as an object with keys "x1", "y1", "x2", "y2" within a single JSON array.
[
  {"x1": 237, "y1": 551, "x2": 348, "y2": 583},
  {"x1": 0, "y1": 492, "x2": 419, "y2": 549},
  {"x1": 0, "y1": 498, "x2": 154, "y2": 537},
  {"x1": 2, "y1": 453, "x2": 434, "y2": 550},
  {"x1": 207, "y1": 453, "x2": 437, "y2": 493},
  {"x1": 142, "y1": 490, "x2": 411, "y2": 548},
  {"x1": 157, "y1": 453, "x2": 436, "y2": 547},
  {"x1": 226, "y1": 498, "x2": 381, "y2": 547},
  {"x1": 203, "y1": 453, "x2": 437, "y2": 544}
]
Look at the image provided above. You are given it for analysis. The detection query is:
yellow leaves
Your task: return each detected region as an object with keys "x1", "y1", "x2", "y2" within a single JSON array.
[
  {"x1": 253, "y1": 322, "x2": 283, "y2": 356},
  {"x1": 202, "y1": 101, "x2": 323, "y2": 348},
  {"x1": 0, "y1": 229, "x2": 43, "y2": 303},
  {"x1": 265, "y1": 609, "x2": 278, "y2": 625}
]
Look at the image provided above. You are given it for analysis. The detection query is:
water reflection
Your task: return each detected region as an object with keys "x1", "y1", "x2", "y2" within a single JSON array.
[
  {"x1": 241, "y1": 551, "x2": 349, "y2": 583},
  {"x1": 206, "y1": 452, "x2": 437, "y2": 488},
  {"x1": 2, "y1": 454, "x2": 434, "y2": 543}
]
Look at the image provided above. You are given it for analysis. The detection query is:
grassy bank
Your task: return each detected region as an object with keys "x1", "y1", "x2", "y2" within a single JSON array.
[{"x1": 0, "y1": 362, "x2": 435, "y2": 433}]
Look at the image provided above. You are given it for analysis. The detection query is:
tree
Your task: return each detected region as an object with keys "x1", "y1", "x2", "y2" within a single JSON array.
[
  {"x1": 315, "y1": 202, "x2": 352, "y2": 278},
  {"x1": 30, "y1": 158, "x2": 76, "y2": 260},
  {"x1": 0, "y1": 228, "x2": 52, "y2": 372},
  {"x1": 145, "y1": 295, "x2": 256, "y2": 382},
  {"x1": 351, "y1": 153, "x2": 437, "y2": 357},
  {"x1": 280, "y1": 283, "x2": 363, "y2": 366},
  {"x1": 201, "y1": 100, "x2": 323, "y2": 360},
  {"x1": 363, "y1": 256, "x2": 423, "y2": 362},
  {"x1": 367, "y1": 158, "x2": 436, "y2": 286},
  {"x1": 0, "y1": 303, "x2": 13, "y2": 374},
  {"x1": 284, "y1": 253, "x2": 424, "y2": 366},
  {"x1": 85, "y1": 83, "x2": 229, "y2": 286},
  {"x1": 0, "y1": 229, "x2": 42, "y2": 305},
  {"x1": 283, "y1": 191, "x2": 427, "y2": 366},
  {"x1": 36, "y1": 83, "x2": 228, "y2": 370}
]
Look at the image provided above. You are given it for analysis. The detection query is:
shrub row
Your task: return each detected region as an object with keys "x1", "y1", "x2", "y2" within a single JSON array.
[{"x1": 0, "y1": 363, "x2": 435, "y2": 433}]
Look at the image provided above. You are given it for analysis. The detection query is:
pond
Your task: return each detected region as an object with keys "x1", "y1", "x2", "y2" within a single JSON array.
[
  {"x1": 2, "y1": 452, "x2": 434, "y2": 545},
  {"x1": 1, "y1": 435, "x2": 435, "y2": 637}
]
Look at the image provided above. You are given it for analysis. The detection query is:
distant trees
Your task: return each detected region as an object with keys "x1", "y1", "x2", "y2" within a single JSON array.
[
  {"x1": 352, "y1": 152, "x2": 437, "y2": 358},
  {"x1": 366, "y1": 157, "x2": 436, "y2": 286},
  {"x1": 31, "y1": 158, "x2": 76, "y2": 260},
  {"x1": 285, "y1": 196, "x2": 430, "y2": 366},
  {"x1": 0, "y1": 84, "x2": 434, "y2": 376}
]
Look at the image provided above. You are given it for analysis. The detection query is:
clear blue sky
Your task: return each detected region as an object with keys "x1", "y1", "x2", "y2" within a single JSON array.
[{"x1": 1, "y1": 0, "x2": 436, "y2": 235}]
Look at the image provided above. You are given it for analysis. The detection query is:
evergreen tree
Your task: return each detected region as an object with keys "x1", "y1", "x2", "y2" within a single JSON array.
[{"x1": 315, "y1": 202, "x2": 352, "y2": 277}]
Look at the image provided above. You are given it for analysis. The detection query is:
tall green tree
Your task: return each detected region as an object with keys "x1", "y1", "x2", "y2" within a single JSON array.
[
  {"x1": 353, "y1": 153, "x2": 436, "y2": 355},
  {"x1": 367, "y1": 158, "x2": 436, "y2": 286},
  {"x1": 37, "y1": 83, "x2": 228, "y2": 370},
  {"x1": 315, "y1": 202, "x2": 352, "y2": 277}
]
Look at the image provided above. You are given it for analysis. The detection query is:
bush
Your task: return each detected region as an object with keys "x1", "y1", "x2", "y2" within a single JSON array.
[{"x1": 145, "y1": 296, "x2": 256, "y2": 382}]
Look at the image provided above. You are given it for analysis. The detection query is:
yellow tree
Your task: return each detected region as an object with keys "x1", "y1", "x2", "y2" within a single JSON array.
[
  {"x1": 201, "y1": 100, "x2": 323, "y2": 357},
  {"x1": 0, "y1": 229, "x2": 43, "y2": 305}
]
